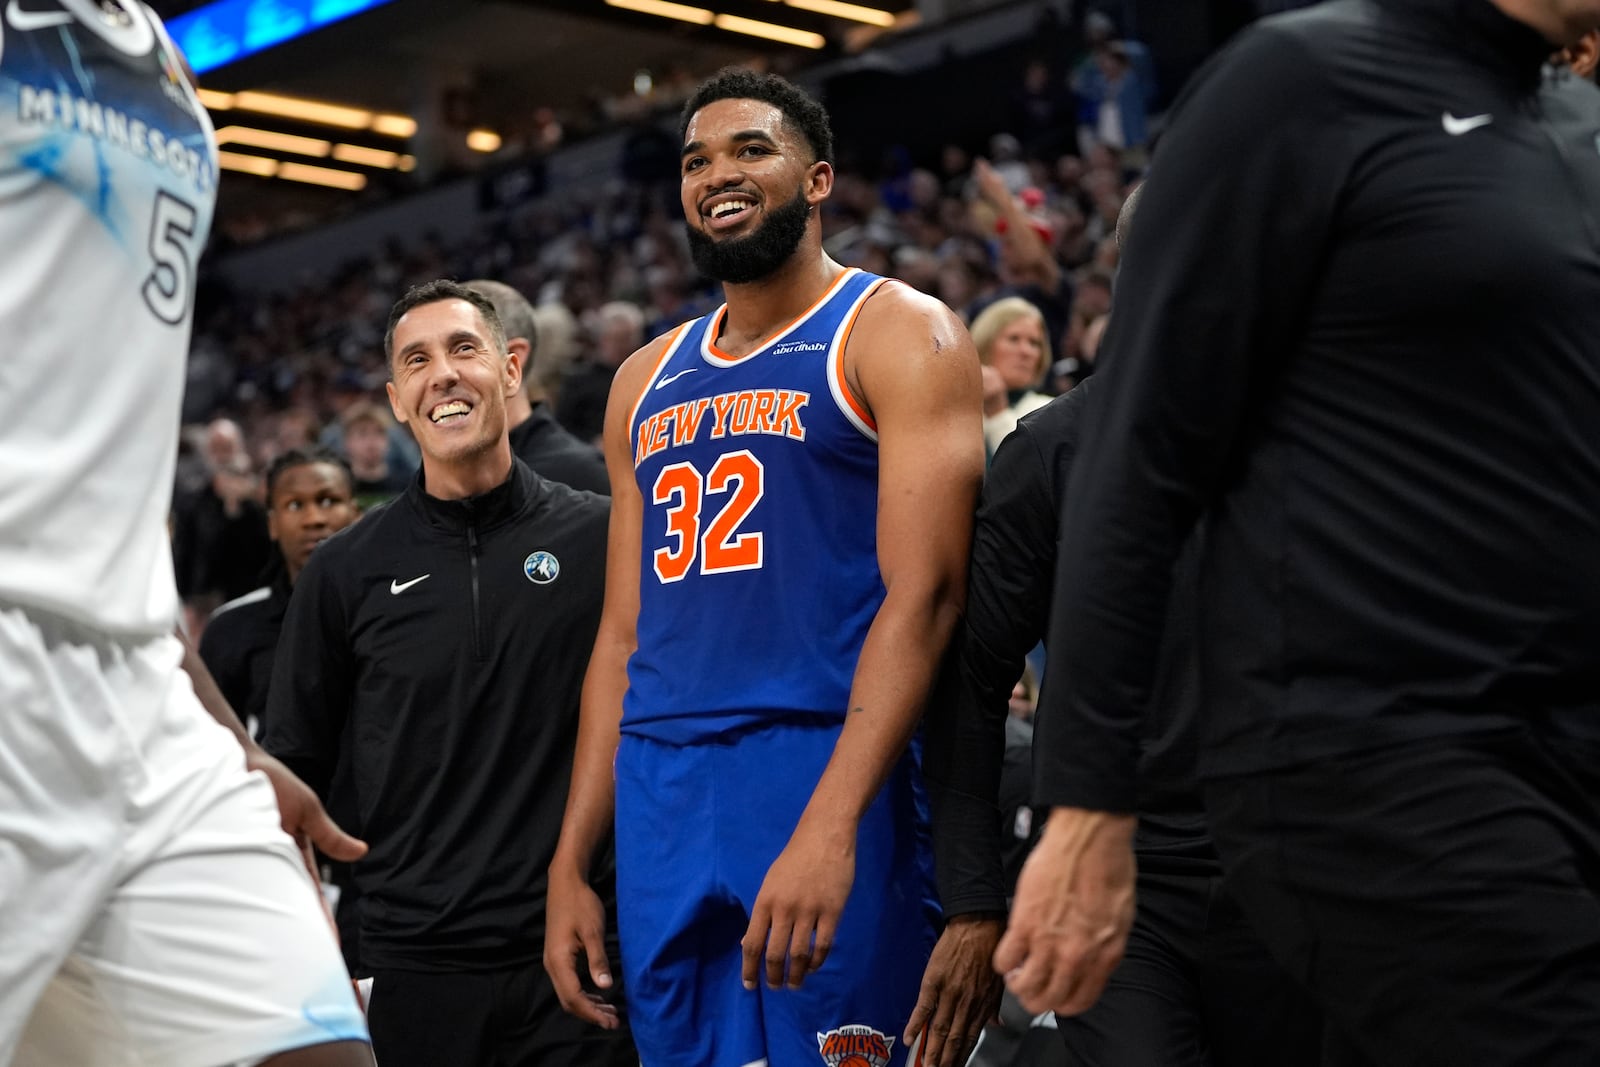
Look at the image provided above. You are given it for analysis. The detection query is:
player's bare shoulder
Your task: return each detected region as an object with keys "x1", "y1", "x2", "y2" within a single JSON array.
[{"x1": 847, "y1": 279, "x2": 979, "y2": 404}]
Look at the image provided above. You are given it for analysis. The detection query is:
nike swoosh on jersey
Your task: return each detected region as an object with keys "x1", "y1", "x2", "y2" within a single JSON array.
[
  {"x1": 6, "y1": 0, "x2": 74, "y2": 31},
  {"x1": 390, "y1": 574, "x2": 431, "y2": 594},
  {"x1": 1441, "y1": 112, "x2": 1493, "y2": 136},
  {"x1": 655, "y1": 367, "x2": 701, "y2": 390}
]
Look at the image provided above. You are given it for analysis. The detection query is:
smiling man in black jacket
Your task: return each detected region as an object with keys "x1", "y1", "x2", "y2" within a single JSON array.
[
  {"x1": 999, "y1": 1, "x2": 1600, "y2": 1064},
  {"x1": 265, "y1": 280, "x2": 635, "y2": 1067}
]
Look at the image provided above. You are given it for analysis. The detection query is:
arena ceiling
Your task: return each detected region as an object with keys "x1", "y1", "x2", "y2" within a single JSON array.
[{"x1": 141, "y1": 0, "x2": 921, "y2": 232}]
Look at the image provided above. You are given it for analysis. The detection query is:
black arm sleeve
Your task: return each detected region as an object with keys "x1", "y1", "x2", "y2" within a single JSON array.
[
  {"x1": 196, "y1": 619, "x2": 248, "y2": 719},
  {"x1": 1034, "y1": 25, "x2": 1348, "y2": 810},
  {"x1": 261, "y1": 549, "x2": 354, "y2": 798},
  {"x1": 925, "y1": 408, "x2": 1072, "y2": 916}
]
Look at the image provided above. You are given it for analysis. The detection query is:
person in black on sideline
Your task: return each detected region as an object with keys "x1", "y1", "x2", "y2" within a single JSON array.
[
  {"x1": 999, "y1": 1, "x2": 1600, "y2": 1065},
  {"x1": 465, "y1": 278, "x2": 610, "y2": 495},
  {"x1": 926, "y1": 187, "x2": 1320, "y2": 1067},
  {"x1": 264, "y1": 280, "x2": 635, "y2": 1067},
  {"x1": 199, "y1": 447, "x2": 359, "y2": 739}
]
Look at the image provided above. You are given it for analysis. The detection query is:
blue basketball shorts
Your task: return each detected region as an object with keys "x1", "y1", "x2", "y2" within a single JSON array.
[{"x1": 614, "y1": 718, "x2": 940, "y2": 1067}]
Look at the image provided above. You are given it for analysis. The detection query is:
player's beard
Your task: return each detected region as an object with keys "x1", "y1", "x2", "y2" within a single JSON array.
[{"x1": 688, "y1": 187, "x2": 811, "y2": 285}]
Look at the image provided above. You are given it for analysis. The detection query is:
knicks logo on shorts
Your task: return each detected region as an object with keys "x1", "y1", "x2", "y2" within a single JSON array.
[{"x1": 817, "y1": 1024, "x2": 894, "y2": 1067}]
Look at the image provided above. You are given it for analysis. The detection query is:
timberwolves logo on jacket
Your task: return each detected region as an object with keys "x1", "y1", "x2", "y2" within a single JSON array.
[
  {"x1": 817, "y1": 1024, "x2": 893, "y2": 1067},
  {"x1": 524, "y1": 550, "x2": 559, "y2": 584}
]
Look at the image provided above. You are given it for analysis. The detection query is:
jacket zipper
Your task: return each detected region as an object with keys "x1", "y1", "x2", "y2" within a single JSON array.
[{"x1": 467, "y1": 523, "x2": 484, "y2": 661}]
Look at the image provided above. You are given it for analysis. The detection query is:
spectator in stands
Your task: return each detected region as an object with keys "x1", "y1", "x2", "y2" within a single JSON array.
[
  {"x1": 466, "y1": 278, "x2": 609, "y2": 494},
  {"x1": 171, "y1": 417, "x2": 274, "y2": 636},
  {"x1": 556, "y1": 300, "x2": 646, "y2": 446},
  {"x1": 1072, "y1": 41, "x2": 1151, "y2": 163},
  {"x1": 340, "y1": 401, "x2": 411, "y2": 510},
  {"x1": 270, "y1": 406, "x2": 322, "y2": 462},
  {"x1": 969, "y1": 159, "x2": 1073, "y2": 363},
  {"x1": 973, "y1": 297, "x2": 1054, "y2": 455},
  {"x1": 1012, "y1": 59, "x2": 1071, "y2": 159},
  {"x1": 529, "y1": 301, "x2": 581, "y2": 404},
  {"x1": 319, "y1": 370, "x2": 422, "y2": 477}
]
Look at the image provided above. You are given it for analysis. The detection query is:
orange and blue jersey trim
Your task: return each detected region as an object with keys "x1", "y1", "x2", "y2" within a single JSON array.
[
  {"x1": 628, "y1": 321, "x2": 695, "y2": 458},
  {"x1": 702, "y1": 267, "x2": 861, "y2": 367},
  {"x1": 826, "y1": 277, "x2": 888, "y2": 441}
]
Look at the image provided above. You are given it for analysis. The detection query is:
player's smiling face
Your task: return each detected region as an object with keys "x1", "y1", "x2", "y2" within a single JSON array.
[
  {"x1": 678, "y1": 97, "x2": 825, "y2": 233},
  {"x1": 679, "y1": 98, "x2": 831, "y2": 284},
  {"x1": 385, "y1": 298, "x2": 519, "y2": 468}
]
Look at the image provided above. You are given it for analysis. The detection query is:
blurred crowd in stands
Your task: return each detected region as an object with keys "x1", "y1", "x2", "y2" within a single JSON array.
[{"x1": 173, "y1": 11, "x2": 1152, "y2": 639}]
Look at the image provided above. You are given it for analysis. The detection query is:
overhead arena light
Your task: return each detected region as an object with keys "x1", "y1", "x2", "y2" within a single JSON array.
[
  {"x1": 232, "y1": 90, "x2": 370, "y2": 129},
  {"x1": 713, "y1": 13, "x2": 825, "y2": 47},
  {"x1": 197, "y1": 87, "x2": 417, "y2": 138},
  {"x1": 606, "y1": 0, "x2": 826, "y2": 45},
  {"x1": 278, "y1": 161, "x2": 369, "y2": 190},
  {"x1": 216, "y1": 125, "x2": 332, "y2": 157},
  {"x1": 777, "y1": 0, "x2": 894, "y2": 27},
  {"x1": 217, "y1": 151, "x2": 369, "y2": 190},
  {"x1": 370, "y1": 113, "x2": 418, "y2": 137},
  {"x1": 217, "y1": 150, "x2": 278, "y2": 177},
  {"x1": 332, "y1": 143, "x2": 402, "y2": 168},
  {"x1": 604, "y1": 0, "x2": 713, "y2": 25}
]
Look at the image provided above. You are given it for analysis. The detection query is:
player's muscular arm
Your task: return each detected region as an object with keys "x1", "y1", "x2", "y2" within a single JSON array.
[
  {"x1": 742, "y1": 284, "x2": 985, "y2": 991},
  {"x1": 545, "y1": 337, "x2": 659, "y2": 1030}
]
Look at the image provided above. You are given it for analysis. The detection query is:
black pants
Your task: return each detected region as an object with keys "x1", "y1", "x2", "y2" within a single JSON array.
[
  {"x1": 1205, "y1": 727, "x2": 1600, "y2": 1067},
  {"x1": 1057, "y1": 870, "x2": 1322, "y2": 1066},
  {"x1": 366, "y1": 960, "x2": 638, "y2": 1067}
]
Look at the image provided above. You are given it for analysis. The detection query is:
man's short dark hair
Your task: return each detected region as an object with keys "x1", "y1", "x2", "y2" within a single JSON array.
[
  {"x1": 383, "y1": 279, "x2": 508, "y2": 371},
  {"x1": 680, "y1": 67, "x2": 834, "y2": 165},
  {"x1": 265, "y1": 446, "x2": 354, "y2": 504},
  {"x1": 464, "y1": 279, "x2": 538, "y2": 372}
]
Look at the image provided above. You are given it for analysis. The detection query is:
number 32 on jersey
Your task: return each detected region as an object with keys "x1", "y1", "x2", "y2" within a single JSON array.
[{"x1": 651, "y1": 450, "x2": 764, "y2": 582}]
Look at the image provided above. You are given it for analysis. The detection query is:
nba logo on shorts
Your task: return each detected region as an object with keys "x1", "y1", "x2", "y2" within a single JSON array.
[
  {"x1": 524, "y1": 550, "x2": 559, "y2": 584},
  {"x1": 817, "y1": 1024, "x2": 894, "y2": 1067}
]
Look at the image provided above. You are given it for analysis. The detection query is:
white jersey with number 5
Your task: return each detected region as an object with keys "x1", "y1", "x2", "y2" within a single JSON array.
[{"x1": 0, "y1": 1, "x2": 216, "y2": 635}]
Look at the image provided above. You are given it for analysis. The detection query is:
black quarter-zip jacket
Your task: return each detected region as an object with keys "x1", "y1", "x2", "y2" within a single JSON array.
[
  {"x1": 1038, "y1": 0, "x2": 1600, "y2": 810},
  {"x1": 265, "y1": 460, "x2": 610, "y2": 971}
]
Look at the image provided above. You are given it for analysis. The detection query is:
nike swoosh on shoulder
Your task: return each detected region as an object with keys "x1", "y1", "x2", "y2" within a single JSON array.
[
  {"x1": 1442, "y1": 111, "x2": 1493, "y2": 136},
  {"x1": 390, "y1": 574, "x2": 431, "y2": 594},
  {"x1": 6, "y1": 0, "x2": 74, "y2": 31},
  {"x1": 655, "y1": 367, "x2": 700, "y2": 390}
]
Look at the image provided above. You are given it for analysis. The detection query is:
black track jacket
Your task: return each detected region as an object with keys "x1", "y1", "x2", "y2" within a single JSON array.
[
  {"x1": 265, "y1": 461, "x2": 610, "y2": 971},
  {"x1": 925, "y1": 379, "x2": 1213, "y2": 917},
  {"x1": 1039, "y1": 0, "x2": 1600, "y2": 810}
]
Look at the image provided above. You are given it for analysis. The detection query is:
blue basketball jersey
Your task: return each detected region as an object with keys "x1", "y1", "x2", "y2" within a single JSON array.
[{"x1": 624, "y1": 268, "x2": 890, "y2": 742}]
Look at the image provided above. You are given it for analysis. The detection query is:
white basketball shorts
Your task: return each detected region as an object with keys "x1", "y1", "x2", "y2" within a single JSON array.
[{"x1": 0, "y1": 603, "x2": 369, "y2": 1067}]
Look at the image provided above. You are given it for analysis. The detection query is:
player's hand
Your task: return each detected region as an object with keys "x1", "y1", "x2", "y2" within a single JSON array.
[
  {"x1": 994, "y1": 808, "x2": 1137, "y2": 1017},
  {"x1": 543, "y1": 868, "x2": 621, "y2": 1030},
  {"x1": 742, "y1": 820, "x2": 855, "y2": 991},
  {"x1": 904, "y1": 914, "x2": 1005, "y2": 1066},
  {"x1": 245, "y1": 747, "x2": 367, "y2": 880}
]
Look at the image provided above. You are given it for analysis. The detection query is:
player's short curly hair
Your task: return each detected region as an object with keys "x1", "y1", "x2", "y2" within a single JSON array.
[
  {"x1": 680, "y1": 67, "x2": 834, "y2": 165},
  {"x1": 265, "y1": 446, "x2": 353, "y2": 504}
]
